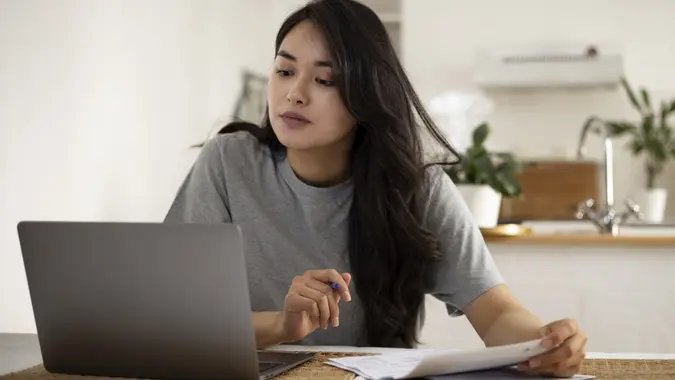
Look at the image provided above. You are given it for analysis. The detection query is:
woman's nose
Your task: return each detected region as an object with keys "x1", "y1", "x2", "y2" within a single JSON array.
[{"x1": 286, "y1": 80, "x2": 308, "y2": 105}]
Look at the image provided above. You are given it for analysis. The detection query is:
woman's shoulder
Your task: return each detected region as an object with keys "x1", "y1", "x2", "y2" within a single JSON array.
[
  {"x1": 418, "y1": 164, "x2": 464, "y2": 216},
  {"x1": 208, "y1": 129, "x2": 272, "y2": 161},
  {"x1": 422, "y1": 164, "x2": 454, "y2": 193}
]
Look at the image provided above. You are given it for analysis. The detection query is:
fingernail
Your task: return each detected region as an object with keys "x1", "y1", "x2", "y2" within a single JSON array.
[
  {"x1": 541, "y1": 338, "x2": 554, "y2": 349},
  {"x1": 346, "y1": 293, "x2": 352, "y2": 302},
  {"x1": 529, "y1": 359, "x2": 540, "y2": 368},
  {"x1": 336, "y1": 318, "x2": 340, "y2": 327}
]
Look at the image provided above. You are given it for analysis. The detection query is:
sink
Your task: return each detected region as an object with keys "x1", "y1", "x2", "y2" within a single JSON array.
[
  {"x1": 522, "y1": 221, "x2": 597, "y2": 235},
  {"x1": 617, "y1": 224, "x2": 675, "y2": 237},
  {"x1": 521, "y1": 221, "x2": 675, "y2": 237}
]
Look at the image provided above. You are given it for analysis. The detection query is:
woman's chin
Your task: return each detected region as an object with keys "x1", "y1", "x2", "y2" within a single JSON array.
[
  {"x1": 277, "y1": 136, "x2": 319, "y2": 151},
  {"x1": 273, "y1": 128, "x2": 318, "y2": 151}
]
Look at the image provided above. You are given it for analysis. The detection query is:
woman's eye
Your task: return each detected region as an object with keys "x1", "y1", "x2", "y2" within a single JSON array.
[
  {"x1": 276, "y1": 70, "x2": 292, "y2": 77},
  {"x1": 316, "y1": 78, "x2": 335, "y2": 87}
]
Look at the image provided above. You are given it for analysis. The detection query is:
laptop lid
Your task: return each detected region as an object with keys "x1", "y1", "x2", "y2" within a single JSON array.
[{"x1": 17, "y1": 221, "x2": 259, "y2": 380}]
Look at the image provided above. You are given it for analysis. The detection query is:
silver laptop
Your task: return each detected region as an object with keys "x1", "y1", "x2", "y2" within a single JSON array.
[{"x1": 17, "y1": 221, "x2": 313, "y2": 380}]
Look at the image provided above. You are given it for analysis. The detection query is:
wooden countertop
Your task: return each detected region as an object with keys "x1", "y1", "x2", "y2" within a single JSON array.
[{"x1": 484, "y1": 234, "x2": 675, "y2": 246}]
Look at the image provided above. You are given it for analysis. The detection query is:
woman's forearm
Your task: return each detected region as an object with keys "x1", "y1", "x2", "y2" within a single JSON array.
[
  {"x1": 482, "y1": 307, "x2": 544, "y2": 347},
  {"x1": 252, "y1": 311, "x2": 287, "y2": 349}
]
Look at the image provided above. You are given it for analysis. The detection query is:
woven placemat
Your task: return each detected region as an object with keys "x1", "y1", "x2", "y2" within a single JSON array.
[
  {"x1": 581, "y1": 358, "x2": 675, "y2": 379},
  {"x1": 2, "y1": 354, "x2": 674, "y2": 380}
]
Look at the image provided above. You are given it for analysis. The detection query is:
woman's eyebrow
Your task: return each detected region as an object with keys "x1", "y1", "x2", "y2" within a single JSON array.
[{"x1": 277, "y1": 49, "x2": 333, "y2": 68}]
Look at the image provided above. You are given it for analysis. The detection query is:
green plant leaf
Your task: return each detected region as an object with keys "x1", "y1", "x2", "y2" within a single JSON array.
[
  {"x1": 472, "y1": 122, "x2": 489, "y2": 147},
  {"x1": 659, "y1": 101, "x2": 668, "y2": 129},
  {"x1": 491, "y1": 153, "x2": 522, "y2": 197},
  {"x1": 644, "y1": 137, "x2": 668, "y2": 162},
  {"x1": 605, "y1": 121, "x2": 636, "y2": 136},
  {"x1": 494, "y1": 153, "x2": 520, "y2": 173},
  {"x1": 620, "y1": 77, "x2": 644, "y2": 115},
  {"x1": 494, "y1": 171, "x2": 522, "y2": 197},
  {"x1": 641, "y1": 115, "x2": 655, "y2": 136},
  {"x1": 609, "y1": 85, "x2": 675, "y2": 186},
  {"x1": 473, "y1": 155, "x2": 494, "y2": 184},
  {"x1": 640, "y1": 88, "x2": 653, "y2": 114},
  {"x1": 448, "y1": 122, "x2": 524, "y2": 197},
  {"x1": 630, "y1": 140, "x2": 645, "y2": 155},
  {"x1": 467, "y1": 145, "x2": 487, "y2": 159}
]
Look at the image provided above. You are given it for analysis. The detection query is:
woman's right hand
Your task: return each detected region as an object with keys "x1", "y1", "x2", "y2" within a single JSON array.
[{"x1": 277, "y1": 269, "x2": 352, "y2": 343}]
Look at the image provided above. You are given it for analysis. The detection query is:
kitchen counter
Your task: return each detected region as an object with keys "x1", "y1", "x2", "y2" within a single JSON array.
[
  {"x1": 485, "y1": 234, "x2": 675, "y2": 246},
  {"x1": 436, "y1": 231, "x2": 675, "y2": 353}
]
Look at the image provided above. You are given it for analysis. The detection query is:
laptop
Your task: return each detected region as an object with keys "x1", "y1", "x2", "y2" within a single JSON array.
[{"x1": 17, "y1": 221, "x2": 314, "y2": 380}]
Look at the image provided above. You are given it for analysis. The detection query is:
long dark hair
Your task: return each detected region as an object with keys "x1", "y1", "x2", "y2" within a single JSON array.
[{"x1": 214, "y1": 0, "x2": 459, "y2": 347}]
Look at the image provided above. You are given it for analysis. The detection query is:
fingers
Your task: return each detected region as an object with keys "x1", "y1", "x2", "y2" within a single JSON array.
[
  {"x1": 286, "y1": 269, "x2": 353, "y2": 331},
  {"x1": 519, "y1": 320, "x2": 587, "y2": 378},
  {"x1": 521, "y1": 350, "x2": 585, "y2": 378},
  {"x1": 290, "y1": 277, "x2": 331, "y2": 329},
  {"x1": 307, "y1": 269, "x2": 352, "y2": 302},
  {"x1": 342, "y1": 272, "x2": 352, "y2": 286},
  {"x1": 540, "y1": 319, "x2": 578, "y2": 348},
  {"x1": 284, "y1": 292, "x2": 320, "y2": 317},
  {"x1": 306, "y1": 278, "x2": 340, "y2": 327},
  {"x1": 529, "y1": 331, "x2": 586, "y2": 369}
]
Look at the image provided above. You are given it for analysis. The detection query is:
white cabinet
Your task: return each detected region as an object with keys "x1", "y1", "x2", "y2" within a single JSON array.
[{"x1": 420, "y1": 242, "x2": 675, "y2": 353}]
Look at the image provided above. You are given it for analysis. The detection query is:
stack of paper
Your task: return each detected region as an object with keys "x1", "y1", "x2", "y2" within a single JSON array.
[{"x1": 325, "y1": 339, "x2": 551, "y2": 379}]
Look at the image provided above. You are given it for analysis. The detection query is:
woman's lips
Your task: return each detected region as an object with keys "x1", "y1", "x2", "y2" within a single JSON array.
[{"x1": 280, "y1": 114, "x2": 311, "y2": 129}]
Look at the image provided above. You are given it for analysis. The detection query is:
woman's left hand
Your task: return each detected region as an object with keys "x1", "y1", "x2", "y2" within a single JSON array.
[{"x1": 518, "y1": 318, "x2": 587, "y2": 377}]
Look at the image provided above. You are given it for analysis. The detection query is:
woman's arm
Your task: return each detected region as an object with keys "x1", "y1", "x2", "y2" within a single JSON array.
[
  {"x1": 251, "y1": 311, "x2": 287, "y2": 349},
  {"x1": 464, "y1": 284, "x2": 542, "y2": 346},
  {"x1": 464, "y1": 284, "x2": 587, "y2": 377}
]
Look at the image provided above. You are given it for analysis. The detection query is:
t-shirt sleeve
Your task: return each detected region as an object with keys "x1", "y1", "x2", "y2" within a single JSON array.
[
  {"x1": 420, "y1": 166, "x2": 504, "y2": 316},
  {"x1": 164, "y1": 136, "x2": 232, "y2": 223}
]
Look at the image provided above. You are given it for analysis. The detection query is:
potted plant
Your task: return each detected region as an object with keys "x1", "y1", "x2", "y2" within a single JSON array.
[
  {"x1": 444, "y1": 122, "x2": 522, "y2": 228},
  {"x1": 589, "y1": 78, "x2": 675, "y2": 223}
]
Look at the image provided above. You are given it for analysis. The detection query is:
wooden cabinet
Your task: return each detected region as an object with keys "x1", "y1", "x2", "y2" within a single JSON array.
[{"x1": 499, "y1": 160, "x2": 600, "y2": 222}]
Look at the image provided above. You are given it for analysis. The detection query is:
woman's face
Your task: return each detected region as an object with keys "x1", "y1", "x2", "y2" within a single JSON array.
[{"x1": 267, "y1": 21, "x2": 357, "y2": 152}]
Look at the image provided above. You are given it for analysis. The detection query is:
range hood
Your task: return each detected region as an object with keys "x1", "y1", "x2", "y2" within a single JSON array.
[{"x1": 474, "y1": 44, "x2": 624, "y2": 89}]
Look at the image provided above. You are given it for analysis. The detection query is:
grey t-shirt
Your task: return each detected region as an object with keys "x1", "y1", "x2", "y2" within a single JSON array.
[{"x1": 164, "y1": 131, "x2": 503, "y2": 346}]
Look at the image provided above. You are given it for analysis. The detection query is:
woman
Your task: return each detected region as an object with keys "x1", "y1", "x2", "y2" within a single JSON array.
[{"x1": 165, "y1": 0, "x2": 586, "y2": 377}]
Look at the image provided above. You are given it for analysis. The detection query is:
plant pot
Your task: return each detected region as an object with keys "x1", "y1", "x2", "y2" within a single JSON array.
[
  {"x1": 456, "y1": 184, "x2": 503, "y2": 228},
  {"x1": 632, "y1": 188, "x2": 668, "y2": 223}
]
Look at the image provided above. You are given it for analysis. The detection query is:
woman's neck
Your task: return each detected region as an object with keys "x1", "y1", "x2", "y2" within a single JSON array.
[{"x1": 286, "y1": 141, "x2": 353, "y2": 187}]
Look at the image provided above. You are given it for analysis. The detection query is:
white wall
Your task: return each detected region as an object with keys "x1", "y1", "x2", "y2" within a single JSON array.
[
  {"x1": 0, "y1": 0, "x2": 311, "y2": 333},
  {"x1": 402, "y1": 0, "x2": 675, "y2": 221}
]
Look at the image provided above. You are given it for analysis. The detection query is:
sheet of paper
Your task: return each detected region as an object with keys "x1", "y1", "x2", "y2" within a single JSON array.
[
  {"x1": 327, "y1": 349, "x2": 441, "y2": 379},
  {"x1": 326, "y1": 339, "x2": 557, "y2": 379},
  {"x1": 398, "y1": 366, "x2": 594, "y2": 379}
]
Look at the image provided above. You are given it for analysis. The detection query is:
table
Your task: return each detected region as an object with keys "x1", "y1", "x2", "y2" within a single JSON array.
[{"x1": 2, "y1": 334, "x2": 674, "y2": 378}]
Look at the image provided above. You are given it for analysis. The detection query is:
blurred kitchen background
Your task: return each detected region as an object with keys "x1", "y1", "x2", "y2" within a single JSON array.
[{"x1": 1, "y1": 0, "x2": 674, "y2": 353}]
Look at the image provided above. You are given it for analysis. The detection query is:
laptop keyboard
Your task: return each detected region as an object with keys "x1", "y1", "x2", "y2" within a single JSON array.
[{"x1": 259, "y1": 361, "x2": 282, "y2": 373}]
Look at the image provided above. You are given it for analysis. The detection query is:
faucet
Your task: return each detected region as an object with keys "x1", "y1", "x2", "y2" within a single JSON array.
[{"x1": 576, "y1": 117, "x2": 641, "y2": 236}]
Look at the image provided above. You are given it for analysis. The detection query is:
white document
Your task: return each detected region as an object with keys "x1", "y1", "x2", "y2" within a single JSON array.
[{"x1": 325, "y1": 339, "x2": 553, "y2": 379}]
